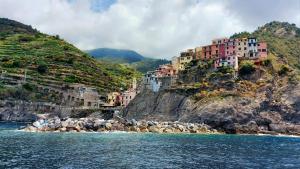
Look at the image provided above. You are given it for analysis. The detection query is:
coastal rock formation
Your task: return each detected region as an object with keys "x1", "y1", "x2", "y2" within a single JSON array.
[
  {"x1": 23, "y1": 117, "x2": 218, "y2": 134},
  {"x1": 0, "y1": 101, "x2": 38, "y2": 122},
  {"x1": 123, "y1": 84, "x2": 300, "y2": 135}
]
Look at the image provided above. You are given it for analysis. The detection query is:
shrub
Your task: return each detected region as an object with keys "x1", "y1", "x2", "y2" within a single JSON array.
[
  {"x1": 261, "y1": 59, "x2": 272, "y2": 66},
  {"x1": 218, "y1": 66, "x2": 234, "y2": 74},
  {"x1": 22, "y1": 83, "x2": 36, "y2": 91},
  {"x1": 64, "y1": 75, "x2": 79, "y2": 83},
  {"x1": 239, "y1": 61, "x2": 255, "y2": 75},
  {"x1": 12, "y1": 60, "x2": 22, "y2": 68},
  {"x1": 37, "y1": 63, "x2": 48, "y2": 74},
  {"x1": 18, "y1": 35, "x2": 34, "y2": 42},
  {"x1": 278, "y1": 65, "x2": 290, "y2": 75}
]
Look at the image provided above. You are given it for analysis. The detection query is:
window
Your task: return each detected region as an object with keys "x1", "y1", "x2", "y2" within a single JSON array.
[
  {"x1": 244, "y1": 47, "x2": 247, "y2": 50},
  {"x1": 239, "y1": 47, "x2": 241, "y2": 50},
  {"x1": 228, "y1": 57, "x2": 231, "y2": 60},
  {"x1": 250, "y1": 53, "x2": 253, "y2": 57},
  {"x1": 258, "y1": 43, "x2": 260, "y2": 46},
  {"x1": 238, "y1": 42, "x2": 240, "y2": 45},
  {"x1": 258, "y1": 49, "x2": 261, "y2": 52},
  {"x1": 254, "y1": 43, "x2": 256, "y2": 46},
  {"x1": 262, "y1": 49, "x2": 266, "y2": 52}
]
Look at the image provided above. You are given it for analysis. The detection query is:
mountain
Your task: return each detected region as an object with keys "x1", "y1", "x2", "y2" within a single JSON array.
[
  {"x1": 87, "y1": 48, "x2": 170, "y2": 73},
  {"x1": 86, "y1": 48, "x2": 144, "y2": 63},
  {"x1": 0, "y1": 18, "x2": 140, "y2": 93}
]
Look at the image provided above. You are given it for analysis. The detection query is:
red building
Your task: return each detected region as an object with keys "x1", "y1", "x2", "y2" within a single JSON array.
[{"x1": 201, "y1": 45, "x2": 212, "y2": 60}]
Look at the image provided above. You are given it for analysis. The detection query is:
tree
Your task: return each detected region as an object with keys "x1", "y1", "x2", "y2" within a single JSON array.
[
  {"x1": 239, "y1": 61, "x2": 255, "y2": 75},
  {"x1": 37, "y1": 63, "x2": 48, "y2": 74}
]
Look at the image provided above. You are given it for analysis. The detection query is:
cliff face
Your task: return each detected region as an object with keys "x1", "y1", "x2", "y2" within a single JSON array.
[{"x1": 123, "y1": 84, "x2": 300, "y2": 134}]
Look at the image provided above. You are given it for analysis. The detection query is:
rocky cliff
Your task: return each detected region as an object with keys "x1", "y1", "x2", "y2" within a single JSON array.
[{"x1": 123, "y1": 82, "x2": 300, "y2": 135}]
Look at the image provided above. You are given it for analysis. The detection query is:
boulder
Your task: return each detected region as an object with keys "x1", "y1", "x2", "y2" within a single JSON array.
[
  {"x1": 25, "y1": 126, "x2": 37, "y2": 132},
  {"x1": 33, "y1": 121, "x2": 43, "y2": 129},
  {"x1": 105, "y1": 122, "x2": 112, "y2": 130}
]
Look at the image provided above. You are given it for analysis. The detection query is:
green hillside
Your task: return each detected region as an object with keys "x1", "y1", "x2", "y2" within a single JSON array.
[
  {"x1": 87, "y1": 48, "x2": 170, "y2": 73},
  {"x1": 0, "y1": 18, "x2": 141, "y2": 93}
]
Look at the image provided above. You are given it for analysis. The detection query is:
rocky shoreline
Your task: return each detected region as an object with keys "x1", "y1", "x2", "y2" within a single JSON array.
[{"x1": 22, "y1": 117, "x2": 220, "y2": 134}]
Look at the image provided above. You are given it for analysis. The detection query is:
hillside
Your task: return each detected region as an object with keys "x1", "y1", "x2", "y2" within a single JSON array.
[
  {"x1": 87, "y1": 48, "x2": 170, "y2": 73},
  {"x1": 87, "y1": 48, "x2": 144, "y2": 63},
  {"x1": 124, "y1": 21, "x2": 300, "y2": 135},
  {"x1": 0, "y1": 18, "x2": 140, "y2": 93}
]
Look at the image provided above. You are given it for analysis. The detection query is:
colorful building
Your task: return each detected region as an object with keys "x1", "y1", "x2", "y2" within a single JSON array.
[
  {"x1": 155, "y1": 64, "x2": 177, "y2": 77},
  {"x1": 247, "y1": 37, "x2": 258, "y2": 59},
  {"x1": 235, "y1": 38, "x2": 248, "y2": 58},
  {"x1": 178, "y1": 49, "x2": 194, "y2": 70},
  {"x1": 194, "y1": 47, "x2": 202, "y2": 60},
  {"x1": 257, "y1": 42, "x2": 268, "y2": 58},
  {"x1": 121, "y1": 78, "x2": 137, "y2": 107},
  {"x1": 106, "y1": 92, "x2": 121, "y2": 106}
]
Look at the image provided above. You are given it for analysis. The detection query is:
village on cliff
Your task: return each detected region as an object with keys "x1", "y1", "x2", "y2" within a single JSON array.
[
  {"x1": 24, "y1": 36, "x2": 266, "y2": 111},
  {"x1": 103, "y1": 36, "x2": 267, "y2": 107}
]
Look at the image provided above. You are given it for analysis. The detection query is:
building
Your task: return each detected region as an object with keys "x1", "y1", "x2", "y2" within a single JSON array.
[
  {"x1": 121, "y1": 78, "x2": 137, "y2": 107},
  {"x1": 247, "y1": 37, "x2": 258, "y2": 59},
  {"x1": 257, "y1": 42, "x2": 268, "y2": 58},
  {"x1": 171, "y1": 56, "x2": 180, "y2": 72},
  {"x1": 194, "y1": 47, "x2": 202, "y2": 60},
  {"x1": 201, "y1": 45, "x2": 212, "y2": 60},
  {"x1": 155, "y1": 64, "x2": 177, "y2": 77},
  {"x1": 225, "y1": 39, "x2": 236, "y2": 57},
  {"x1": 235, "y1": 38, "x2": 248, "y2": 58},
  {"x1": 178, "y1": 49, "x2": 194, "y2": 70},
  {"x1": 106, "y1": 92, "x2": 121, "y2": 106}
]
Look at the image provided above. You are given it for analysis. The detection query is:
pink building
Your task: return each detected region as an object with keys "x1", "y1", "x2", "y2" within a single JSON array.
[
  {"x1": 218, "y1": 43, "x2": 226, "y2": 58},
  {"x1": 257, "y1": 42, "x2": 268, "y2": 59},
  {"x1": 121, "y1": 78, "x2": 137, "y2": 107},
  {"x1": 155, "y1": 64, "x2": 177, "y2": 77},
  {"x1": 225, "y1": 39, "x2": 236, "y2": 57}
]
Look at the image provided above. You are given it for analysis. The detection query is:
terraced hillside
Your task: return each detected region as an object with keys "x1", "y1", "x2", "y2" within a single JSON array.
[{"x1": 0, "y1": 18, "x2": 141, "y2": 93}]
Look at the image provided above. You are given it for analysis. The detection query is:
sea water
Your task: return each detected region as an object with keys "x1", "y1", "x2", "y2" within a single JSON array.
[{"x1": 0, "y1": 122, "x2": 300, "y2": 169}]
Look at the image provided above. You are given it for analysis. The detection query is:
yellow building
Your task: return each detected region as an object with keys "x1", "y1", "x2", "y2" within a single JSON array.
[
  {"x1": 107, "y1": 92, "x2": 121, "y2": 106},
  {"x1": 194, "y1": 47, "x2": 202, "y2": 60},
  {"x1": 235, "y1": 38, "x2": 248, "y2": 58},
  {"x1": 178, "y1": 49, "x2": 194, "y2": 70}
]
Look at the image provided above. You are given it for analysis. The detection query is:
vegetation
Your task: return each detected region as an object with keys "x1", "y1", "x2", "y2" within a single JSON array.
[
  {"x1": 239, "y1": 61, "x2": 255, "y2": 75},
  {"x1": 87, "y1": 48, "x2": 170, "y2": 73},
  {"x1": 0, "y1": 18, "x2": 141, "y2": 93}
]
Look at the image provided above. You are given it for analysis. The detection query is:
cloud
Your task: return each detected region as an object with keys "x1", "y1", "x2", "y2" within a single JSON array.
[{"x1": 0, "y1": 0, "x2": 299, "y2": 59}]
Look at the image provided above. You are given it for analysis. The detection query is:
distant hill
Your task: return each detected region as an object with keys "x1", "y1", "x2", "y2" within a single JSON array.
[
  {"x1": 0, "y1": 18, "x2": 140, "y2": 93},
  {"x1": 86, "y1": 48, "x2": 145, "y2": 63},
  {"x1": 87, "y1": 48, "x2": 170, "y2": 73}
]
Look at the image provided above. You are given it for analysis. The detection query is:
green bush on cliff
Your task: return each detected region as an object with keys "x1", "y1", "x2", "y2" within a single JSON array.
[
  {"x1": 278, "y1": 65, "x2": 290, "y2": 75},
  {"x1": 37, "y1": 63, "x2": 48, "y2": 74},
  {"x1": 239, "y1": 61, "x2": 255, "y2": 75},
  {"x1": 218, "y1": 66, "x2": 234, "y2": 74}
]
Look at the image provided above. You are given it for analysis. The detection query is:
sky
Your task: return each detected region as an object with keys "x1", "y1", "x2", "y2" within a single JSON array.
[{"x1": 0, "y1": 0, "x2": 300, "y2": 59}]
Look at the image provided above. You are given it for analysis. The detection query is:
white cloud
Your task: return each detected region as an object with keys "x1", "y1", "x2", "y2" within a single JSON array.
[{"x1": 0, "y1": 0, "x2": 299, "y2": 59}]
